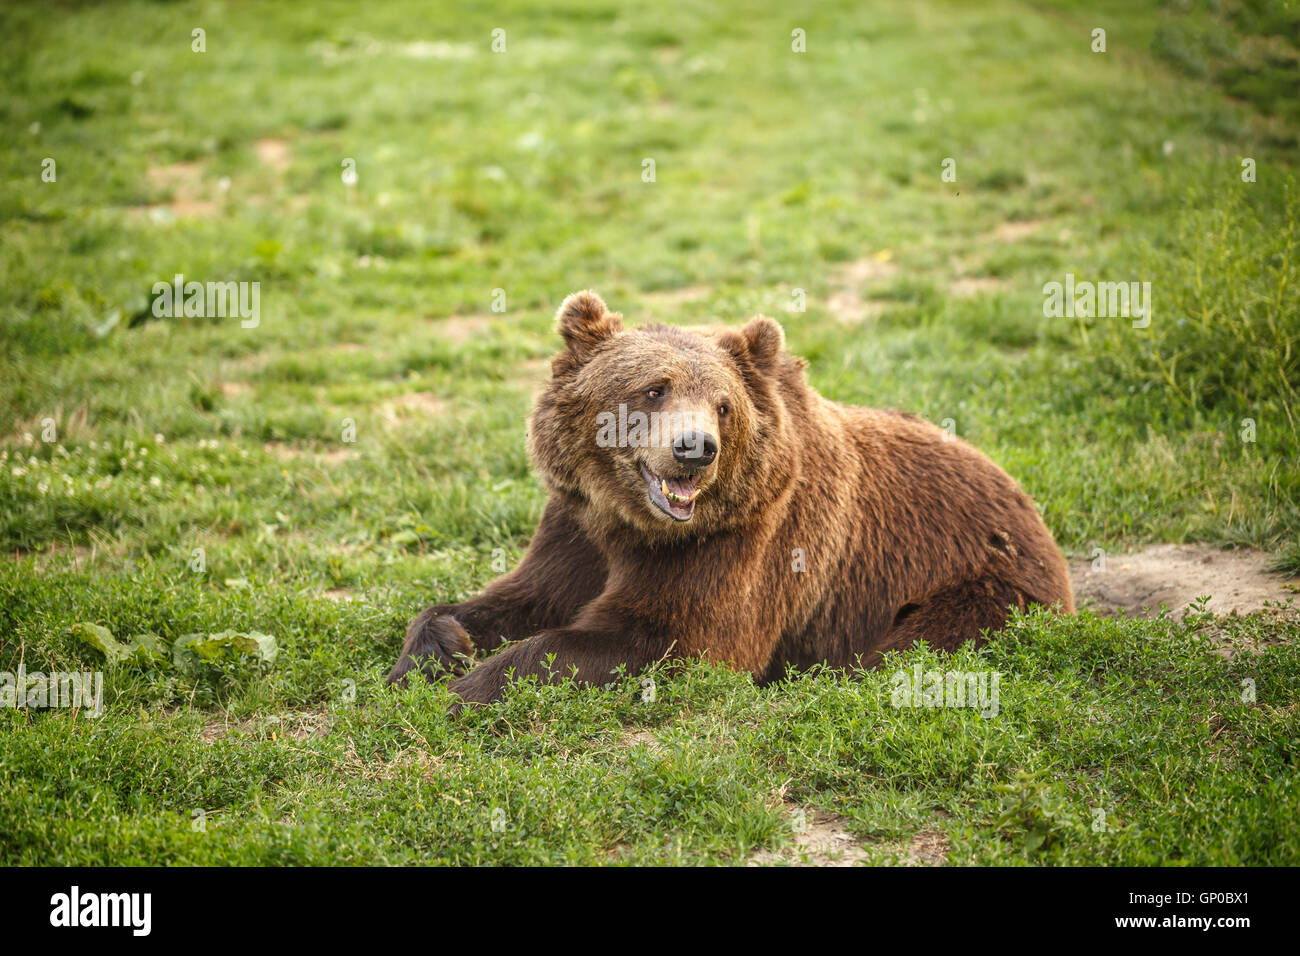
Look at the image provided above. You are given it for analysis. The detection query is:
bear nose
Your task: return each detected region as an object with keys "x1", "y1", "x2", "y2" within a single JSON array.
[{"x1": 672, "y1": 431, "x2": 718, "y2": 467}]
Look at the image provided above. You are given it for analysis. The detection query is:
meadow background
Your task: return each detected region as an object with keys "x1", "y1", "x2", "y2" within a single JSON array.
[{"x1": 1, "y1": 0, "x2": 1297, "y2": 865}]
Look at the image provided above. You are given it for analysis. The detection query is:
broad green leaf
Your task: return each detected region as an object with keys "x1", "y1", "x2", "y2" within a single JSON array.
[
  {"x1": 127, "y1": 633, "x2": 167, "y2": 665},
  {"x1": 69, "y1": 623, "x2": 130, "y2": 666},
  {"x1": 172, "y1": 630, "x2": 279, "y2": 667}
]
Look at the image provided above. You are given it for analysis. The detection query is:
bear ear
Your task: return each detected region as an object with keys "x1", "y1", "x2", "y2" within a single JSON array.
[
  {"x1": 719, "y1": 315, "x2": 785, "y2": 370},
  {"x1": 556, "y1": 290, "x2": 623, "y2": 363}
]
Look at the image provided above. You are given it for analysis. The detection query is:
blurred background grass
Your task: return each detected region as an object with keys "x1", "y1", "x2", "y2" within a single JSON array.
[{"x1": 1, "y1": 0, "x2": 1295, "y2": 569}]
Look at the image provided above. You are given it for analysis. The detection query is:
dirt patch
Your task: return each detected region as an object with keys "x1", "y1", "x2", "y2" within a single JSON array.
[
  {"x1": 380, "y1": 391, "x2": 450, "y2": 421},
  {"x1": 906, "y1": 829, "x2": 950, "y2": 865},
  {"x1": 948, "y1": 275, "x2": 1008, "y2": 298},
  {"x1": 202, "y1": 709, "x2": 332, "y2": 744},
  {"x1": 134, "y1": 199, "x2": 219, "y2": 220},
  {"x1": 749, "y1": 810, "x2": 872, "y2": 867},
  {"x1": 254, "y1": 138, "x2": 293, "y2": 172},
  {"x1": 828, "y1": 254, "x2": 898, "y2": 323},
  {"x1": 200, "y1": 718, "x2": 249, "y2": 744},
  {"x1": 7, "y1": 541, "x2": 98, "y2": 570},
  {"x1": 749, "y1": 794, "x2": 952, "y2": 867},
  {"x1": 988, "y1": 219, "x2": 1046, "y2": 242},
  {"x1": 435, "y1": 314, "x2": 494, "y2": 343},
  {"x1": 263, "y1": 441, "x2": 308, "y2": 460},
  {"x1": 827, "y1": 289, "x2": 889, "y2": 323},
  {"x1": 217, "y1": 381, "x2": 251, "y2": 398},
  {"x1": 138, "y1": 160, "x2": 220, "y2": 220},
  {"x1": 321, "y1": 447, "x2": 358, "y2": 464},
  {"x1": 321, "y1": 588, "x2": 356, "y2": 602},
  {"x1": 234, "y1": 352, "x2": 269, "y2": 373},
  {"x1": 618, "y1": 729, "x2": 663, "y2": 752},
  {"x1": 146, "y1": 160, "x2": 204, "y2": 193},
  {"x1": 311, "y1": 38, "x2": 476, "y2": 63},
  {"x1": 1070, "y1": 544, "x2": 1298, "y2": 617},
  {"x1": 398, "y1": 40, "x2": 477, "y2": 60},
  {"x1": 837, "y1": 255, "x2": 899, "y2": 286},
  {"x1": 7, "y1": 402, "x2": 93, "y2": 445},
  {"x1": 262, "y1": 441, "x2": 358, "y2": 464}
]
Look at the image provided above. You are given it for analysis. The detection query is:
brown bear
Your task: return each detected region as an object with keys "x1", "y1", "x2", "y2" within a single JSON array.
[{"x1": 388, "y1": 290, "x2": 1073, "y2": 704}]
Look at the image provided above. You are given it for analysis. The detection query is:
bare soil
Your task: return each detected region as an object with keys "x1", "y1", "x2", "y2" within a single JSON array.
[{"x1": 1070, "y1": 544, "x2": 1297, "y2": 617}]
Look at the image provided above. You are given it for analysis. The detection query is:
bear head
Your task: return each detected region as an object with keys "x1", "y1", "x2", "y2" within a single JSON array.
[{"x1": 528, "y1": 290, "x2": 798, "y2": 541}]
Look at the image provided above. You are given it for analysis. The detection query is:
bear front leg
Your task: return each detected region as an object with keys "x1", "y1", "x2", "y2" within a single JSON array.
[
  {"x1": 387, "y1": 588, "x2": 607, "y2": 686},
  {"x1": 387, "y1": 498, "x2": 607, "y2": 685},
  {"x1": 386, "y1": 605, "x2": 477, "y2": 685},
  {"x1": 446, "y1": 621, "x2": 673, "y2": 706},
  {"x1": 446, "y1": 551, "x2": 782, "y2": 705}
]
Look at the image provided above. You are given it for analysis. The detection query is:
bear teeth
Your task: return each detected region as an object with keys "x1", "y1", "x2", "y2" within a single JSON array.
[
  {"x1": 648, "y1": 466, "x2": 697, "y2": 505},
  {"x1": 662, "y1": 479, "x2": 696, "y2": 503}
]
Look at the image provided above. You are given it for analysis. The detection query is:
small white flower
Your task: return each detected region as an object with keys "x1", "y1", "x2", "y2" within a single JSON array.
[{"x1": 149, "y1": 476, "x2": 162, "y2": 488}]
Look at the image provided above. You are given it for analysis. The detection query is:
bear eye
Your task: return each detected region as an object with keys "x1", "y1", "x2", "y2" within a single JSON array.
[
  {"x1": 718, "y1": 403, "x2": 731, "y2": 417},
  {"x1": 646, "y1": 387, "x2": 664, "y2": 400}
]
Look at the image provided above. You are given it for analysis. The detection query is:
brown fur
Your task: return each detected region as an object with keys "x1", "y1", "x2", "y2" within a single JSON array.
[{"x1": 388, "y1": 291, "x2": 1074, "y2": 703}]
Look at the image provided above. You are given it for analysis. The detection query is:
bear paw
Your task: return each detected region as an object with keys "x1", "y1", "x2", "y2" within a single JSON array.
[{"x1": 387, "y1": 610, "x2": 475, "y2": 685}]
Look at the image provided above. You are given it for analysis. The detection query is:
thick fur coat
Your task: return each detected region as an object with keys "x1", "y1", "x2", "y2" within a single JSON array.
[{"x1": 389, "y1": 291, "x2": 1073, "y2": 703}]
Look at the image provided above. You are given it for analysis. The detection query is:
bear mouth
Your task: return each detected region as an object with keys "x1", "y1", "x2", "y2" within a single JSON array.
[{"x1": 639, "y1": 462, "x2": 701, "y2": 521}]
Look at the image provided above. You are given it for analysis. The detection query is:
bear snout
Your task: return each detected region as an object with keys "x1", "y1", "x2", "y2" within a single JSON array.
[{"x1": 671, "y1": 429, "x2": 718, "y2": 468}]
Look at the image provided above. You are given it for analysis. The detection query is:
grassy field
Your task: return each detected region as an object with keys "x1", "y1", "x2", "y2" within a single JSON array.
[{"x1": 1, "y1": 0, "x2": 1297, "y2": 865}]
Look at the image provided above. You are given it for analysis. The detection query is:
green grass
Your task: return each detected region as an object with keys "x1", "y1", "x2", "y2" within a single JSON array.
[{"x1": 1, "y1": 0, "x2": 1298, "y2": 865}]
